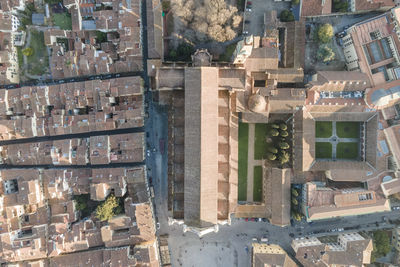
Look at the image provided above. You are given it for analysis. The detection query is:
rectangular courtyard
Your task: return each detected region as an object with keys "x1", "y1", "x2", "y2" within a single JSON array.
[{"x1": 315, "y1": 121, "x2": 361, "y2": 160}]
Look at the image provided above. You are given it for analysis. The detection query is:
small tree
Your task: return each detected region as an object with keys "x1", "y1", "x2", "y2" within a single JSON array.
[
  {"x1": 266, "y1": 152, "x2": 277, "y2": 161},
  {"x1": 291, "y1": 188, "x2": 299, "y2": 197},
  {"x1": 333, "y1": 0, "x2": 348, "y2": 12},
  {"x1": 317, "y1": 45, "x2": 335, "y2": 62},
  {"x1": 292, "y1": 198, "x2": 298, "y2": 205},
  {"x1": 22, "y1": 47, "x2": 33, "y2": 57},
  {"x1": 279, "y1": 142, "x2": 290, "y2": 150},
  {"x1": 271, "y1": 123, "x2": 280, "y2": 129},
  {"x1": 162, "y1": 0, "x2": 171, "y2": 12},
  {"x1": 269, "y1": 128, "x2": 279, "y2": 137},
  {"x1": 95, "y1": 195, "x2": 119, "y2": 222},
  {"x1": 317, "y1": 24, "x2": 334, "y2": 44},
  {"x1": 279, "y1": 151, "x2": 290, "y2": 165},
  {"x1": 280, "y1": 130, "x2": 289, "y2": 137},
  {"x1": 293, "y1": 212, "x2": 302, "y2": 221},
  {"x1": 267, "y1": 146, "x2": 278, "y2": 154},
  {"x1": 279, "y1": 123, "x2": 287, "y2": 131},
  {"x1": 292, "y1": 0, "x2": 300, "y2": 5},
  {"x1": 280, "y1": 10, "x2": 295, "y2": 22},
  {"x1": 372, "y1": 230, "x2": 392, "y2": 262}
]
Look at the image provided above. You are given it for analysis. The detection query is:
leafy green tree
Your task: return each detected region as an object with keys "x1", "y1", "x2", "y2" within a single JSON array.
[
  {"x1": 22, "y1": 47, "x2": 33, "y2": 57},
  {"x1": 291, "y1": 188, "x2": 299, "y2": 197},
  {"x1": 168, "y1": 50, "x2": 177, "y2": 60},
  {"x1": 162, "y1": 0, "x2": 171, "y2": 11},
  {"x1": 96, "y1": 31, "x2": 108, "y2": 43},
  {"x1": 269, "y1": 128, "x2": 279, "y2": 137},
  {"x1": 271, "y1": 123, "x2": 280, "y2": 129},
  {"x1": 317, "y1": 24, "x2": 334, "y2": 43},
  {"x1": 333, "y1": 0, "x2": 348, "y2": 12},
  {"x1": 95, "y1": 195, "x2": 120, "y2": 221},
  {"x1": 75, "y1": 199, "x2": 87, "y2": 211},
  {"x1": 371, "y1": 230, "x2": 391, "y2": 262},
  {"x1": 280, "y1": 10, "x2": 295, "y2": 22},
  {"x1": 279, "y1": 123, "x2": 287, "y2": 131},
  {"x1": 317, "y1": 45, "x2": 335, "y2": 62},
  {"x1": 279, "y1": 151, "x2": 290, "y2": 165},
  {"x1": 176, "y1": 43, "x2": 195, "y2": 61},
  {"x1": 292, "y1": 0, "x2": 300, "y2": 5},
  {"x1": 280, "y1": 130, "x2": 289, "y2": 137},
  {"x1": 292, "y1": 198, "x2": 298, "y2": 205},
  {"x1": 293, "y1": 212, "x2": 302, "y2": 221},
  {"x1": 266, "y1": 152, "x2": 277, "y2": 161},
  {"x1": 267, "y1": 146, "x2": 278, "y2": 154},
  {"x1": 279, "y1": 142, "x2": 290, "y2": 150}
]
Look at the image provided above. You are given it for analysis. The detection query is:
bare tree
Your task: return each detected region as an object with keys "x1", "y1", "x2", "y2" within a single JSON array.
[{"x1": 172, "y1": 0, "x2": 241, "y2": 42}]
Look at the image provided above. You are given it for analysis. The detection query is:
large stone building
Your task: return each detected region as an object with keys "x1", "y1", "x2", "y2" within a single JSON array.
[{"x1": 150, "y1": 12, "x2": 306, "y2": 232}]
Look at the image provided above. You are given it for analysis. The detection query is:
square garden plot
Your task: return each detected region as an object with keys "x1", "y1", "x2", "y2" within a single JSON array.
[
  {"x1": 336, "y1": 142, "x2": 359, "y2": 160},
  {"x1": 336, "y1": 122, "x2": 360, "y2": 139},
  {"x1": 315, "y1": 121, "x2": 333, "y2": 138},
  {"x1": 315, "y1": 142, "x2": 333, "y2": 159}
]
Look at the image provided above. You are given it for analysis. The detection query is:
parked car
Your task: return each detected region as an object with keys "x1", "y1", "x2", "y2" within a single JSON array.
[
  {"x1": 245, "y1": 218, "x2": 249, "y2": 222},
  {"x1": 244, "y1": 20, "x2": 250, "y2": 24},
  {"x1": 245, "y1": 8, "x2": 251, "y2": 12},
  {"x1": 250, "y1": 218, "x2": 256, "y2": 222},
  {"x1": 247, "y1": 1, "x2": 252, "y2": 4}
]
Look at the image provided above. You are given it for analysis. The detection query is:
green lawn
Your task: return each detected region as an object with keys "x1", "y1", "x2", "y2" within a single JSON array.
[
  {"x1": 336, "y1": 122, "x2": 360, "y2": 138},
  {"x1": 17, "y1": 47, "x2": 23, "y2": 68},
  {"x1": 254, "y1": 123, "x2": 269, "y2": 160},
  {"x1": 336, "y1": 142, "x2": 359, "y2": 159},
  {"x1": 52, "y1": 12, "x2": 72, "y2": 30},
  {"x1": 253, "y1": 166, "x2": 263, "y2": 202},
  {"x1": 238, "y1": 122, "x2": 249, "y2": 201},
  {"x1": 315, "y1": 142, "x2": 333, "y2": 159},
  {"x1": 26, "y1": 29, "x2": 49, "y2": 75},
  {"x1": 315, "y1": 121, "x2": 333, "y2": 138}
]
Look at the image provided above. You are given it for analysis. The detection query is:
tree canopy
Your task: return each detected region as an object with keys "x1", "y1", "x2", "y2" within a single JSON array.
[
  {"x1": 95, "y1": 195, "x2": 121, "y2": 222},
  {"x1": 317, "y1": 45, "x2": 335, "y2": 62},
  {"x1": 172, "y1": 0, "x2": 242, "y2": 42},
  {"x1": 372, "y1": 230, "x2": 391, "y2": 262},
  {"x1": 280, "y1": 10, "x2": 295, "y2": 22},
  {"x1": 333, "y1": 0, "x2": 348, "y2": 12},
  {"x1": 317, "y1": 24, "x2": 334, "y2": 43},
  {"x1": 22, "y1": 47, "x2": 34, "y2": 57}
]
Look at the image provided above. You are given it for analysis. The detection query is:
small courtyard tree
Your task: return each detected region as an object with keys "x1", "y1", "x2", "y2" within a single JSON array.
[
  {"x1": 317, "y1": 45, "x2": 335, "y2": 62},
  {"x1": 317, "y1": 24, "x2": 334, "y2": 43},
  {"x1": 280, "y1": 130, "x2": 289, "y2": 137},
  {"x1": 280, "y1": 10, "x2": 294, "y2": 22},
  {"x1": 279, "y1": 123, "x2": 287, "y2": 131},
  {"x1": 291, "y1": 188, "x2": 299, "y2": 197},
  {"x1": 267, "y1": 146, "x2": 278, "y2": 154},
  {"x1": 22, "y1": 47, "x2": 33, "y2": 57},
  {"x1": 95, "y1": 195, "x2": 120, "y2": 222},
  {"x1": 266, "y1": 152, "x2": 277, "y2": 161},
  {"x1": 279, "y1": 151, "x2": 290, "y2": 165},
  {"x1": 269, "y1": 128, "x2": 279, "y2": 137},
  {"x1": 279, "y1": 142, "x2": 290, "y2": 150}
]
